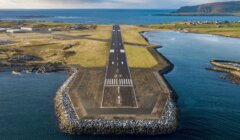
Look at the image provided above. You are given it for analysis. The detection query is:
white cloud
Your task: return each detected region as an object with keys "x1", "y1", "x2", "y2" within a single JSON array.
[{"x1": 0, "y1": 0, "x2": 238, "y2": 9}]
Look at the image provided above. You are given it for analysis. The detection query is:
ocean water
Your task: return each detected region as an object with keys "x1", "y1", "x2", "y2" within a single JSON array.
[
  {"x1": 1, "y1": 9, "x2": 240, "y2": 139},
  {"x1": 1, "y1": 32, "x2": 240, "y2": 139},
  {"x1": 1, "y1": 9, "x2": 240, "y2": 24},
  {"x1": 0, "y1": 72, "x2": 68, "y2": 140},
  {"x1": 143, "y1": 31, "x2": 240, "y2": 139}
]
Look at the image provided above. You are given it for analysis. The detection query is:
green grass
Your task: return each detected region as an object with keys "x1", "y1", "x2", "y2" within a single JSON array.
[
  {"x1": 121, "y1": 25, "x2": 158, "y2": 68},
  {"x1": 0, "y1": 22, "x2": 160, "y2": 68},
  {"x1": 147, "y1": 22, "x2": 240, "y2": 38},
  {"x1": 125, "y1": 45, "x2": 158, "y2": 68}
]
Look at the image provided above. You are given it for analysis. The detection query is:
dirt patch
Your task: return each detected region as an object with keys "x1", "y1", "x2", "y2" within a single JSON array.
[{"x1": 67, "y1": 67, "x2": 170, "y2": 120}]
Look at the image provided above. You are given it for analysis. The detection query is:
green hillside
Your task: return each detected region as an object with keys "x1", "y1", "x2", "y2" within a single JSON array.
[{"x1": 173, "y1": 1, "x2": 240, "y2": 16}]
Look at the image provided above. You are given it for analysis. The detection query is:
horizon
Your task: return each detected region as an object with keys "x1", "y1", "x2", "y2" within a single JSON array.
[
  {"x1": 0, "y1": 0, "x2": 239, "y2": 9},
  {"x1": 0, "y1": 8, "x2": 176, "y2": 10}
]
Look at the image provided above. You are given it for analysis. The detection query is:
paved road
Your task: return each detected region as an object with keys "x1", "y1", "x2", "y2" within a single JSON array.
[{"x1": 101, "y1": 25, "x2": 138, "y2": 108}]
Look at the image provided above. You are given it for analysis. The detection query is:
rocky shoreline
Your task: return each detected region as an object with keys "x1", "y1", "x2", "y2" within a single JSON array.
[
  {"x1": 54, "y1": 66, "x2": 178, "y2": 135},
  {"x1": 0, "y1": 62, "x2": 66, "y2": 73},
  {"x1": 207, "y1": 60, "x2": 240, "y2": 85},
  {"x1": 0, "y1": 53, "x2": 67, "y2": 73},
  {"x1": 54, "y1": 32, "x2": 179, "y2": 135}
]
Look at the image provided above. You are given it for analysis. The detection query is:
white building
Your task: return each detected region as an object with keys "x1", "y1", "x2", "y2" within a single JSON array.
[
  {"x1": 48, "y1": 28, "x2": 61, "y2": 32},
  {"x1": 21, "y1": 27, "x2": 37, "y2": 31},
  {"x1": 6, "y1": 29, "x2": 26, "y2": 33},
  {"x1": 0, "y1": 27, "x2": 6, "y2": 32}
]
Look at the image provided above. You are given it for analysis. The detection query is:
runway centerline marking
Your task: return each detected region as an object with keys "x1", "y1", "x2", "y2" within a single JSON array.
[{"x1": 101, "y1": 25, "x2": 138, "y2": 108}]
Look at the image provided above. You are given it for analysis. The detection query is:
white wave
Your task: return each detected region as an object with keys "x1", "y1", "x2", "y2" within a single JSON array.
[
  {"x1": 195, "y1": 35, "x2": 220, "y2": 42},
  {"x1": 12, "y1": 71, "x2": 22, "y2": 76},
  {"x1": 55, "y1": 16, "x2": 82, "y2": 19}
]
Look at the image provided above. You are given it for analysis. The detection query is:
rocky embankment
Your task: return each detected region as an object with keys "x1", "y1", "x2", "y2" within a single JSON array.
[
  {"x1": 55, "y1": 61, "x2": 178, "y2": 135},
  {"x1": 54, "y1": 30, "x2": 178, "y2": 135},
  {"x1": 0, "y1": 54, "x2": 66, "y2": 73},
  {"x1": 207, "y1": 60, "x2": 240, "y2": 84}
]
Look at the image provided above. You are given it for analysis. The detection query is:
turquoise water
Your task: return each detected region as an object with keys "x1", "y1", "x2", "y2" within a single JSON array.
[
  {"x1": 143, "y1": 31, "x2": 240, "y2": 139},
  {"x1": 1, "y1": 9, "x2": 240, "y2": 24}
]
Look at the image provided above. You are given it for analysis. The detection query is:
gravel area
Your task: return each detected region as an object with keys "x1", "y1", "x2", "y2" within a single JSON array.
[{"x1": 55, "y1": 67, "x2": 178, "y2": 135}]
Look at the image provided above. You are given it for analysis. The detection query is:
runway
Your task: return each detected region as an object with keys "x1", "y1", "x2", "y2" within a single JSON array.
[{"x1": 101, "y1": 25, "x2": 138, "y2": 108}]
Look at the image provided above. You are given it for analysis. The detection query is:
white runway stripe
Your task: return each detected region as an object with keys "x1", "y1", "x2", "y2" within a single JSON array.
[{"x1": 105, "y1": 78, "x2": 133, "y2": 85}]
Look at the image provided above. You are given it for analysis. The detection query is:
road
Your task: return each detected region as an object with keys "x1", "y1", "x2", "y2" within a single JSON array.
[{"x1": 101, "y1": 25, "x2": 138, "y2": 108}]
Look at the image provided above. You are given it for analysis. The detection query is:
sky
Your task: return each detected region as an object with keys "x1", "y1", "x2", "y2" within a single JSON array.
[{"x1": 0, "y1": 0, "x2": 238, "y2": 9}]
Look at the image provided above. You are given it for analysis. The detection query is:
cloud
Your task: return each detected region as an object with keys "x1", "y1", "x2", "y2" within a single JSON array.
[{"x1": 0, "y1": 0, "x2": 238, "y2": 9}]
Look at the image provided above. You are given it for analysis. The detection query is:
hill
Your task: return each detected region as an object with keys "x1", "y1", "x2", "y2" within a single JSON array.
[{"x1": 173, "y1": 1, "x2": 240, "y2": 16}]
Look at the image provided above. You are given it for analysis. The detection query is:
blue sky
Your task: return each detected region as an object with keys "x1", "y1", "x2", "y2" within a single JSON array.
[{"x1": 0, "y1": 0, "x2": 238, "y2": 9}]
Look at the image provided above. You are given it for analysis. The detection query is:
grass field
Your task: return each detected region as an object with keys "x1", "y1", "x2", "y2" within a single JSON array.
[
  {"x1": 121, "y1": 25, "x2": 149, "y2": 45},
  {"x1": 0, "y1": 22, "x2": 158, "y2": 68},
  {"x1": 121, "y1": 25, "x2": 158, "y2": 68},
  {"x1": 4, "y1": 21, "x2": 239, "y2": 68},
  {"x1": 147, "y1": 22, "x2": 240, "y2": 38},
  {"x1": 125, "y1": 45, "x2": 158, "y2": 68}
]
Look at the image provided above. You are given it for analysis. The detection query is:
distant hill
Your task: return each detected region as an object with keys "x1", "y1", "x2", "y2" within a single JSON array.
[{"x1": 173, "y1": 1, "x2": 240, "y2": 16}]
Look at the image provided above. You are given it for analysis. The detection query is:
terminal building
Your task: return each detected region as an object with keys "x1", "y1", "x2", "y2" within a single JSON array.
[
  {"x1": 6, "y1": 27, "x2": 38, "y2": 33},
  {"x1": 6, "y1": 29, "x2": 26, "y2": 33},
  {"x1": 21, "y1": 27, "x2": 39, "y2": 31}
]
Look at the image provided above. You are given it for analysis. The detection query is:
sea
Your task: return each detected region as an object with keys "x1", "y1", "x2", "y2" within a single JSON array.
[
  {"x1": 1, "y1": 9, "x2": 240, "y2": 140},
  {"x1": 1, "y1": 9, "x2": 240, "y2": 24}
]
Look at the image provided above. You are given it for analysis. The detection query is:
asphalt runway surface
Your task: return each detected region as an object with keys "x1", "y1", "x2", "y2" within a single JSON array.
[{"x1": 101, "y1": 25, "x2": 138, "y2": 108}]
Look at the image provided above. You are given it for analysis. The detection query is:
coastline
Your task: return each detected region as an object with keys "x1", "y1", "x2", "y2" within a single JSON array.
[
  {"x1": 140, "y1": 31, "x2": 177, "y2": 100},
  {"x1": 0, "y1": 20, "x2": 180, "y2": 135},
  {"x1": 53, "y1": 30, "x2": 179, "y2": 135},
  {"x1": 207, "y1": 60, "x2": 240, "y2": 84},
  {"x1": 0, "y1": 62, "x2": 67, "y2": 73},
  {"x1": 150, "y1": 28, "x2": 240, "y2": 40},
  {"x1": 153, "y1": 13, "x2": 240, "y2": 16}
]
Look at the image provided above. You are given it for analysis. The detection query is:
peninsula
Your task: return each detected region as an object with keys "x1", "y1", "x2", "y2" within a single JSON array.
[
  {"x1": 0, "y1": 21, "x2": 178, "y2": 135},
  {"x1": 207, "y1": 60, "x2": 240, "y2": 84},
  {"x1": 145, "y1": 21, "x2": 240, "y2": 38},
  {"x1": 157, "y1": 1, "x2": 240, "y2": 16},
  {"x1": 144, "y1": 21, "x2": 240, "y2": 85}
]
